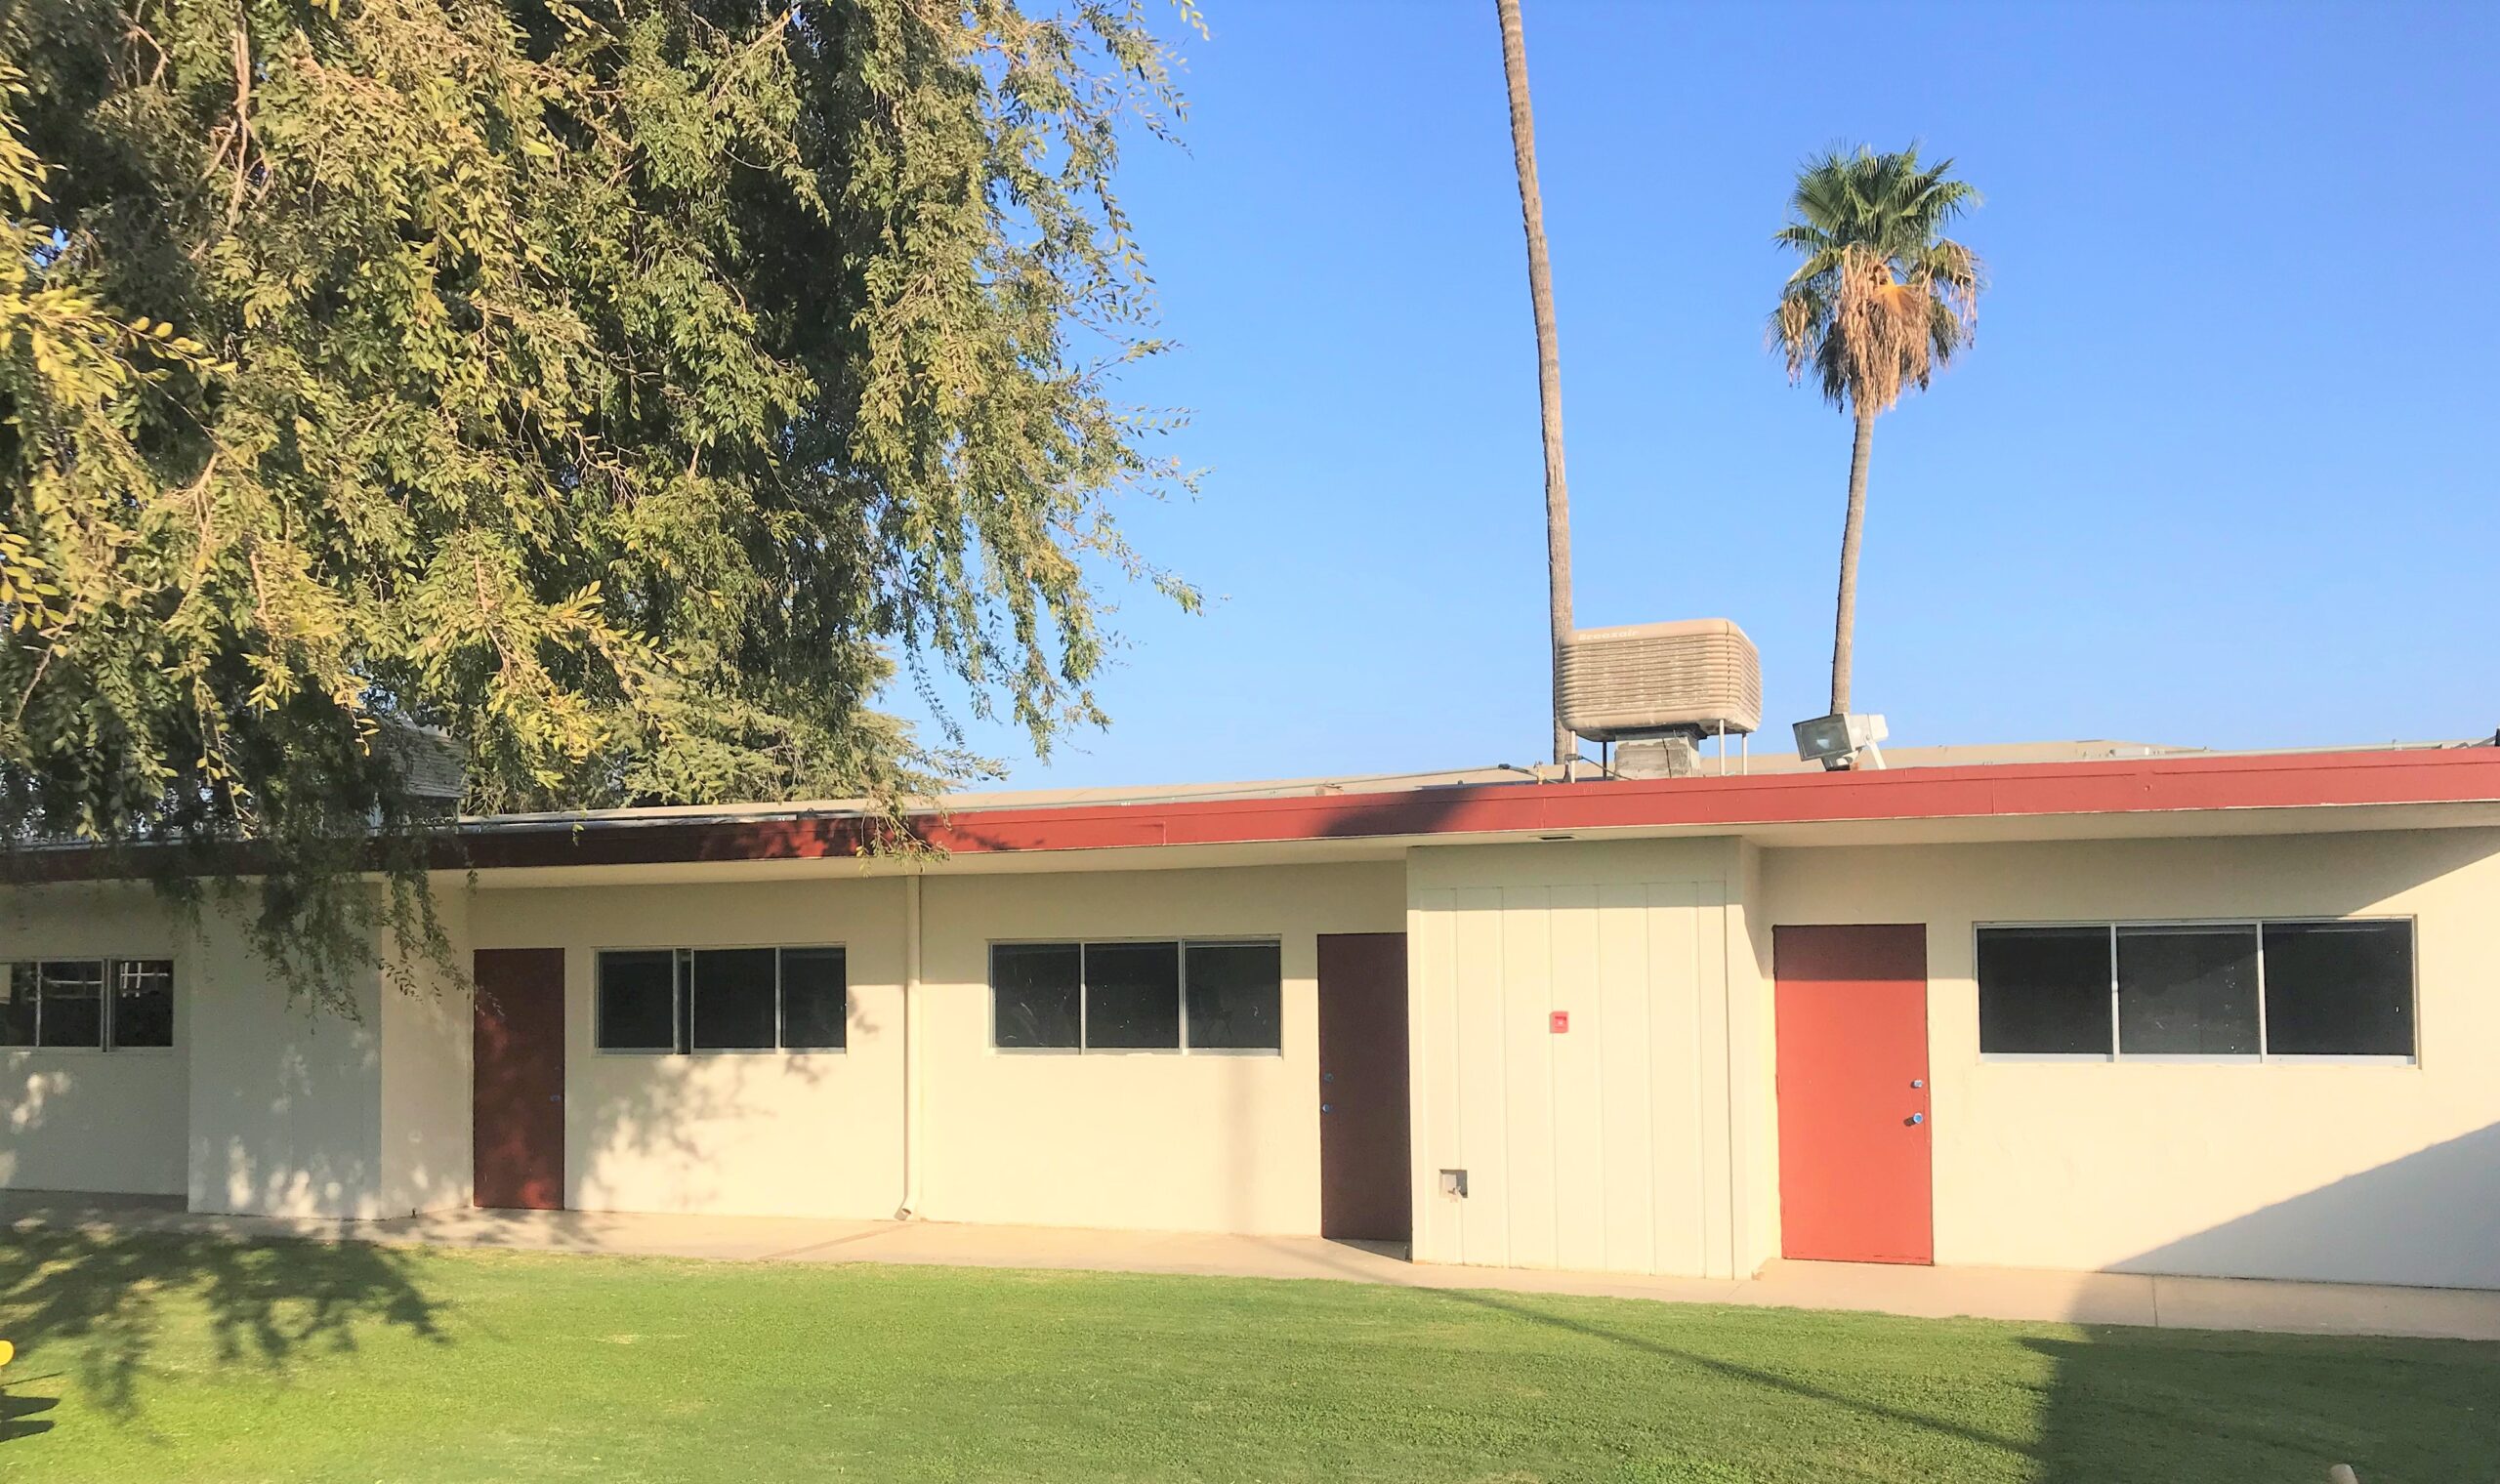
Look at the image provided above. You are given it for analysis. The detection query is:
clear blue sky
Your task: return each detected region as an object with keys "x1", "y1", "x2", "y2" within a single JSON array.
[{"x1": 895, "y1": 0, "x2": 2499, "y2": 789}]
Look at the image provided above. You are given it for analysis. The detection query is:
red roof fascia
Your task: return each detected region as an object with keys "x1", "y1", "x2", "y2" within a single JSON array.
[{"x1": 457, "y1": 747, "x2": 2500, "y2": 870}]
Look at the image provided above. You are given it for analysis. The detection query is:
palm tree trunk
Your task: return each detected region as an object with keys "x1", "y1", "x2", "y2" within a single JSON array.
[
  {"x1": 1829, "y1": 402, "x2": 1876, "y2": 718},
  {"x1": 1494, "y1": 0, "x2": 1576, "y2": 766}
]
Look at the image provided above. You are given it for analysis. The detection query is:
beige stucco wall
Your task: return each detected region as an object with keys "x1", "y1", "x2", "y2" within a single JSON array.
[
  {"x1": 468, "y1": 876, "x2": 909, "y2": 1219},
  {"x1": 0, "y1": 884, "x2": 189, "y2": 1196},
  {"x1": 915, "y1": 861, "x2": 1405, "y2": 1234},
  {"x1": 1407, "y1": 839, "x2": 1761, "y2": 1278},
  {"x1": 1758, "y1": 827, "x2": 2500, "y2": 1289},
  {"x1": 466, "y1": 859, "x2": 1403, "y2": 1233}
]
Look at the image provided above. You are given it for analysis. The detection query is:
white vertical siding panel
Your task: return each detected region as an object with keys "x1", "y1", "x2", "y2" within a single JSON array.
[
  {"x1": 1452, "y1": 887, "x2": 1510, "y2": 1266},
  {"x1": 1649, "y1": 881, "x2": 1707, "y2": 1276},
  {"x1": 1546, "y1": 886, "x2": 1606, "y2": 1274},
  {"x1": 1498, "y1": 886, "x2": 1558, "y2": 1268},
  {"x1": 1694, "y1": 886, "x2": 1734, "y2": 1279},
  {"x1": 1409, "y1": 889, "x2": 1462, "y2": 1264},
  {"x1": 1595, "y1": 883, "x2": 1656, "y2": 1273},
  {"x1": 1409, "y1": 852, "x2": 1733, "y2": 1280}
]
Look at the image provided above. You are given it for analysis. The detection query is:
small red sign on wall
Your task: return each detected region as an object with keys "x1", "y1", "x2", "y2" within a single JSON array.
[{"x1": 1550, "y1": 1010, "x2": 1569, "y2": 1034}]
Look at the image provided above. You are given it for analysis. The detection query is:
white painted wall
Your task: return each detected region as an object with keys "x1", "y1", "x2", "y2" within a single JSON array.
[
  {"x1": 469, "y1": 875, "x2": 909, "y2": 1219},
  {"x1": 916, "y1": 861, "x2": 1405, "y2": 1235},
  {"x1": 2, "y1": 880, "x2": 479, "y2": 1217},
  {"x1": 1759, "y1": 827, "x2": 2500, "y2": 1289},
  {"x1": 185, "y1": 902, "x2": 388, "y2": 1218},
  {"x1": 1407, "y1": 839, "x2": 1756, "y2": 1278},
  {"x1": 0, "y1": 885, "x2": 188, "y2": 1195},
  {"x1": 379, "y1": 889, "x2": 474, "y2": 1216}
]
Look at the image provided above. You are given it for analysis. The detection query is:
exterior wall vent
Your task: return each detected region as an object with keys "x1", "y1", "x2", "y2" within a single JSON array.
[{"x1": 1558, "y1": 620, "x2": 1762, "y2": 743}]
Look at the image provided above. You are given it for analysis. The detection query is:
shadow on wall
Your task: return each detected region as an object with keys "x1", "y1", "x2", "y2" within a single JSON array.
[
  {"x1": 0, "y1": 1224, "x2": 443, "y2": 1427},
  {"x1": 560, "y1": 1004, "x2": 851, "y2": 1215},
  {"x1": 2114, "y1": 1122, "x2": 2500, "y2": 1291},
  {"x1": 2022, "y1": 1126, "x2": 2500, "y2": 1480}
]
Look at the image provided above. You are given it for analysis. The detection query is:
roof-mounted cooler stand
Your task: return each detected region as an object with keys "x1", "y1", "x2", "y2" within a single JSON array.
[{"x1": 1557, "y1": 620, "x2": 1763, "y2": 780}]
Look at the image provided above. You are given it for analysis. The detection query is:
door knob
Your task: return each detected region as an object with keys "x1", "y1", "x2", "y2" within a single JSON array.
[
  {"x1": 1320, "y1": 1102, "x2": 1334, "y2": 1114},
  {"x1": 1322, "y1": 1072, "x2": 1335, "y2": 1084},
  {"x1": 1910, "y1": 1079, "x2": 1924, "y2": 1089},
  {"x1": 1906, "y1": 1112, "x2": 1925, "y2": 1126}
]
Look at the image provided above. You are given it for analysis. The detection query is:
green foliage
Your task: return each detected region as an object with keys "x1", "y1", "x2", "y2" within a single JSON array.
[
  {"x1": 1771, "y1": 144, "x2": 1980, "y2": 415},
  {"x1": 0, "y1": 0, "x2": 1199, "y2": 1009}
]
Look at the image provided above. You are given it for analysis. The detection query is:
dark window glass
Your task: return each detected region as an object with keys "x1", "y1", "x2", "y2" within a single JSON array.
[
  {"x1": 993, "y1": 943, "x2": 1081, "y2": 1049},
  {"x1": 2263, "y1": 922, "x2": 2414, "y2": 1057},
  {"x1": 37, "y1": 960, "x2": 104, "y2": 1048},
  {"x1": 780, "y1": 947, "x2": 848, "y2": 1050},
  {"x1": 1185, "y1": 943, "x2": 1282, "y2": 1051},
  {"x1": 1085, "y1": 941, "x2": 1181, "y2": 1050},
  {"x1": 2117, "y1": 926, "x2": 2259, "y2": 1055},
  {"x1": 1978, "y1": 928, "x2": 2111, "y2": 1054},
  {"x1": 690, "y1": 948, "x2": 776, "y2": 1051},
  {"x1": 113, "y1": 960, "x2": 175, "y2": 1048},
  {"x1": 1, "y1": 964, "x2": 33, "y2": 1046},
  {"x1": 597, "y1": 950, "x2": 678, "y2": 1051}
]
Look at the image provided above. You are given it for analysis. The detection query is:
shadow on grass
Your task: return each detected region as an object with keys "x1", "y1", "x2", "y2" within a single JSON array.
[
  {"x1": 0, "y1": 1225, "x2": 446, "y2": 1428},
  {"x1": 1427, "y1": 1285, "x2": 2031, "y2": 1457},
  {"x1": 1, "y1": 1390, "x2": 58, "y2": 1440},
  {"x1": 2023, "y1": 1332, "x2": 2500, "y2": 1484},
  {"x1": 1431, "y1": 1284, "x2": 2500, "y2": 1481}
]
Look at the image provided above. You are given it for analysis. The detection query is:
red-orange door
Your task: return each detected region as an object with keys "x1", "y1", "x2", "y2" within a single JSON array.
[
  {"x1": 474, "y1": 948, "x2": 565, "y2": 1211},
  {"x1": 1774, "y1": 925, "x2": 1932, "y2": 1264}
]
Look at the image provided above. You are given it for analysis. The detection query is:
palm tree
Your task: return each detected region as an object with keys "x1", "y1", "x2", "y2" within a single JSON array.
[
  {"x1": 1494, "y1": 0, "x2": 1576, "y2": 766},
  {"x1": 1771, "y1": 145, "x2": 1981, "y2": 719}
]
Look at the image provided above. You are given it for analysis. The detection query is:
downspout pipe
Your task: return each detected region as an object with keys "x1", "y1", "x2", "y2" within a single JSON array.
[{"x1": 896, "y1": 872, "x2": 924, "y2": 1219}]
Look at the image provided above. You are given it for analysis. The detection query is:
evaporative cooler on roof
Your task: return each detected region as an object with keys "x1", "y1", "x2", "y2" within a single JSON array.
[{"x1": 1556, "y1": 620, "x2": 1762, "y2": 775}]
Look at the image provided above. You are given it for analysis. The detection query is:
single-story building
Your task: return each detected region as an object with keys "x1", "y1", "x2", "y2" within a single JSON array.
[{"x1": 7, "y1": 738, "x2": 2499, "y2": 1291}]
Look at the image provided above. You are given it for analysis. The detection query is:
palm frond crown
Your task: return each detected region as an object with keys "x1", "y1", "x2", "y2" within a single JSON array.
[{"x1": 1770, "y1": 145, "x2": 1982, "y2": 414}]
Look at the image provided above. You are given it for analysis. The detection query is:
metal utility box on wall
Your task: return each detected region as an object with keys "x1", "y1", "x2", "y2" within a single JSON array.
[{"x1": 1557, "y1": 620, "x2": 1763, "y2": 742}]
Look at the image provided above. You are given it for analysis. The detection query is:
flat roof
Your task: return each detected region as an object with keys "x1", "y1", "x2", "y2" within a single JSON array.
[
  {"x1": 453, "y1": 739, "x2": 2500, "y2": 872},
  {"x1": 461, "y1": 738, "x2": 2214, "y2": 831},
  {"x1": 12, "y1": 738, "x2": 2491, "y2": 887}
]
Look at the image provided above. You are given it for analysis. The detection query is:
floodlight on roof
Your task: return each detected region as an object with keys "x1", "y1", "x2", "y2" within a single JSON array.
[{"x1": 1793, "y1": 712, "x2": 1889, "y2": 772}]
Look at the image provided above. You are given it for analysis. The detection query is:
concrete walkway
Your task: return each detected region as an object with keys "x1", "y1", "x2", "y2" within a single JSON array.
[{"x1": 10, "y1": 1192, "x2": 2499, "y2": 1343}]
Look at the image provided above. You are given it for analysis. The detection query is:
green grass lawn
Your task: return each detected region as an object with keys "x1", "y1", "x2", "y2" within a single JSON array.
[{"x1": 1, "y1": 1228, "x2": 2492, "y2": 1482}]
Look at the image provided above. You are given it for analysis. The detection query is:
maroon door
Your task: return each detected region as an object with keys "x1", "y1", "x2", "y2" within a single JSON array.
[
  {"x1": 1773, "y1": 925, "x2": 1933, "y2": 1263},
  {"x1": 474, "y1": 948, "x2": 565, "y2": 1211},
  {"x1": 1317, "y1": 932, "x2": 1411, "y2": 1243}
]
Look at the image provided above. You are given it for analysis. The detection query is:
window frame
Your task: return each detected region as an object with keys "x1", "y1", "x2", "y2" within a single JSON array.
[
  {"x1": 591, "y1": 947, "x2": 683, "y2": 1056},
  {"x1": 0, "y1": 956, "x2": 178, "y2": 1055},
  {"x1": 774, "y1": 944, "x2": 852, "y2": 1053},
  {"x1": 1974, "y1": 916, "x2": 2418, "y2": 1066},
  {"x1": 987, "y1": 936, "x2": 1284, "y2": 1056},
  {"x1": 592, "y1": 944, "x2": 849, "y2": 1056}
]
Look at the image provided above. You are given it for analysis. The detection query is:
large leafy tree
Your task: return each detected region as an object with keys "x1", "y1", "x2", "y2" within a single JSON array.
[
  {"x1": 0, "y1": 0, "x2": 1199, "y2": 1005},
  {"x1": 1771, "y1": 144, "x2": 1979, "y2": 720}
]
